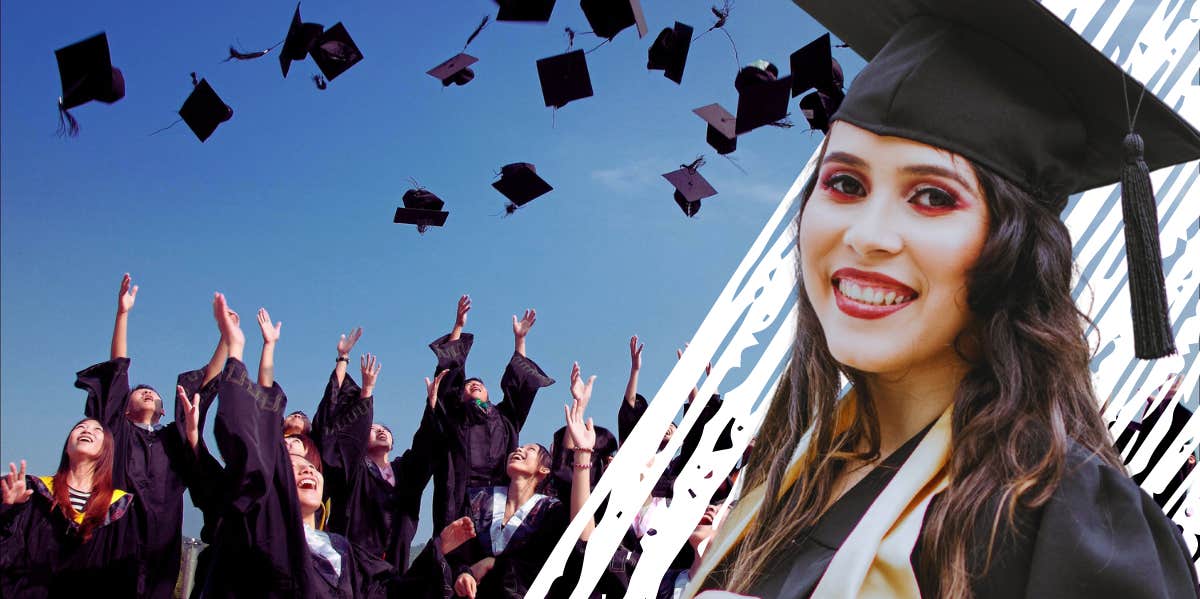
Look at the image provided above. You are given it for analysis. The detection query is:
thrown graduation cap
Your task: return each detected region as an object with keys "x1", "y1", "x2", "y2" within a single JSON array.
[
  {"x1": 734, "y1": 63, "x2": 793, "y2": 135},
  {"x1": 663, "y1": 158, "x2": 717, "y2": 218},
  {"x1": 798, "y1": 90, "x2": 839, "y2": 133},
  {"x1": 280, "y1": 4, "x2": 324, "y2": 78},
  {"x1": 55, "y1": 33, "x2": 125, "y2": 135},
  {"x1": 428, "y1": 53, "x2": 478, "y2": 87},
  {"x1": 789, "y1": 33, "x2": 841, "y2": 97},
  {"x1": 795, "y1": 0, "x2": 1200, "y2": 358},
  {"x1": 536, "y1": 50, "x2": 593, "y2": 108},
  {"x1": 310, "y1": 23, "x2": 363, "y2": 81},
  {"x1": 647, "y1": 22, "x2": 693, "y2": 85},
  {"x1": 394, "y1": 188, "x2": 449, "y2": 233},
  {"x1": 493, "y1": 162, "x2": 553, "y2": 210},
  {"x1": 694, "y1": 103, "x2": 737, "y2": 155},
  {"x1": 496, "y1": 0, "x2": 556, "y2": 22},
  {"x1": 580, "y1": 0, "x2": 648, "y2": 40},
  {"x1": 179, "y1": 79, "x2": 233, "y2": 142}
]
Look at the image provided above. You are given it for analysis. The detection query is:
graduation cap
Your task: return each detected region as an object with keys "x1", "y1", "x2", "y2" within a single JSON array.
[
  {"x1": 580, "y1": 0, "x2": 648, "y2": 40},
  {"x1": 493, "y1": 163, "x2": 553, "y2": 211},
  {"x1": 54, "y1": 33, "x2": 125, "y2": 135},
  {"x1": 394, "y1": 188, "x2": 449, "y2": 233},
  {"x1": 496, "y1": 0, "x2": 556, "y2": 22},
  {"x1": 310, "y1": 23, "x2": 363, "y2": 81},
  {"x1": 798, "y1": 91, "x2": 839, "y2": 134},
  {"x1": 694, "y1": 103, "x2": 738, "y2": 155},
  {"x1": 663, "y1": 158, "x2": 717, "y2": 218},
  {"x1": 280, "y1": 4, "x2": 324, "y2": 78},
  {"x1": 733, "y1": 62, "x2": 793, "y2": 135},
  {"x1": 647, "y1": 22, "x2": 693, "y2": 85},
  {"x1": 428, "y1": 53, "x2": 478, "y2": 87},
  {"x1": 795, "y1": 0, "x2": 1200, "y2": 358},
  {"x1": 178, "y1": 79, "x2": 233, "y2": 142},
  {"x1": 536, "y1": 49, "x2": 593, "y2": 108},
  {"x1": 789, "y1": 33, "x2": 839, "y2": 97}
]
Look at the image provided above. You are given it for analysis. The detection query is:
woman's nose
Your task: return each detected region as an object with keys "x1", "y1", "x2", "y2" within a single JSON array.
[{"x1": 842, "y1": 194, "x2": 903, "y2": 257}]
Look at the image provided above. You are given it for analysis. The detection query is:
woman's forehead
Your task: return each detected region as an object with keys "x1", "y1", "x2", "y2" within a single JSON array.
[{"x1": 825, "y1": 121, "x2": 977, "y2": 179}]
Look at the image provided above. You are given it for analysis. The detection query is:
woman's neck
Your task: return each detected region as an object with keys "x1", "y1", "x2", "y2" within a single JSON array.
[
  {"x1": 368, "y1": 449, "x2": 390, "y2": 471},
  {"x1": 303, "y1": 511, "x2": 317, "y2": 530},
  {"x1": 507, "y1": 475, "x2": 539, "y2": 510},
  {"x1": 66, "y1": 461, "x2": 96, "y2": 491},
  {"x1": 861, "y1": 353, "x2": 969, "y2": 456}
]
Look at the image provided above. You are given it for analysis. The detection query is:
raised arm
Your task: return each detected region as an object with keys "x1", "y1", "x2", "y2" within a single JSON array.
[
  {"x1": 315, "y1": 354, "x2": 376, "y2": 499},
  {"x1": 202, "y1": 310, "x2": 235, "y2": 387},
  {"x1": 565, "y1": 362, "x2": 598, "y2": 541},
  {"x1": 430, "y1": 295, "x2": 475, "y2": 407},
  {"x1": 256, "y1": 308, "x2": 282, "y2": 388},
  {"x1": 110, "y1": 273, "x2": 137, "y2": 360},
  {"x1": 512, "y1": 308, "x2": 535, "y2": 358},
  {"x1": 450, "y1": 294, "x2": 470, "y2": 341},
  {"x1": 625, "y1": 335, "x2": 643, "y2": 408},
  {"x1": 497, "y1": 307, "x2": 554, "y2": 431},
  {"x1": 334, "y1": 326, "x2": 363, "y2": 388}
]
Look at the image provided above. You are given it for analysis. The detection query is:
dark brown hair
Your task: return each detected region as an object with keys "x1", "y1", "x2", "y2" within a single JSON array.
[
  {"x1": 52, "y1": 418, "x2": 117, "y2": 542},
  {"x1": 706, "y1": 152, "x2": 1123, "y2": 597},
  {"x1": 285, "y1": 433, "x2": 323, "y2": 472}
]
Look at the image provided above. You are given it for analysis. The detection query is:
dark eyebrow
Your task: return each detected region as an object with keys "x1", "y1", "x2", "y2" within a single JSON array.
[
  {"x1": 822, "y1": 151, "x2": 868, "y2": 168},
  {"x1": 901, "y1": 164, "x2": 975, "y2": 192}
]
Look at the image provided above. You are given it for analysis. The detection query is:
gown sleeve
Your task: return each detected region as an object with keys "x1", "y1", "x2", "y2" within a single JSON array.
[
  {"x1": 1021, "y1": 451, "x2": 1199, "y2": 598},
  {"x1": 429, "y1": 333, "x2": 475, "y2": 407},
  {"x1": 495, "y1": 352, "x2": 556, "y2": 432},
  {"x1": 177, "y1": 368, "x2": 226, "y2": 530},
  {"x1": 313, "y1": 372, "x2": 372, "y2": 499},
  {"x1": 618, "y1": 393, "x2": 649, "y2": 447},
  {"x1": 76, "y1": 357, "x2": 132, "y2": 428},
  {"x1": 213, "y1": 358, "x2": 288, "y2": 513}
]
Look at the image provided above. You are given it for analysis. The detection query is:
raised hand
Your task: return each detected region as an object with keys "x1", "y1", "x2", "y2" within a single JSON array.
[
  {"x1": 425, "y1": 368, "x2": 450, "y2": 410},
  {"x1": 455, "y1": 295, "x2": 471, "y2": 330},
  {"x1": 360, "y1": 353, "x2": 381, "y2": 397},
  {"x1": 569, "y1": 362, "x2": 595, "y2": 409},
  {"x1": 213, "y1": 293, "x2": 244, "y2": 359},
  {"x1": 177, "y1": 386, "x2": 200, "y2": 451},
  {"x1": 257, "y1": 308, "x2": 282, "y2": 345},
  {"x1": 564, "y1": 363, "x2": 597, "y2": 452},
  {"x1": 454, "y1": 573, "x2": 477, "y2": 599},
  {"x1": 337, "y1": 327, "x2": 363, "y2": 358},
  {"x1": 117, "y1": 273, "x2": 138, "y2": 314},
  {"x1": 1, "y1": 461, "x2": 32, "y2": 505},
  {"x1": 439, "y1": 516, "x2": 476, "y2": 554},
  {"x1": 512, "y1": 308, "x2": 536, "y2": 338},
  {"x1": 630, "y1": 335, "x2": 644, "y2": 371}
]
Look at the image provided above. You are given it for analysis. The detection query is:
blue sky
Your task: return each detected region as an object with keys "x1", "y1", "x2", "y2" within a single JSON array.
[{"x1": 1, "y1": 0, "x2": 850, "y2": 539}]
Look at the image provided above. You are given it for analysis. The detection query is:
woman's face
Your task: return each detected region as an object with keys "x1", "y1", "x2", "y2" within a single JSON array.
[
  {"x1": 506, "y1": 443, "x2": 548, "y2": 480},
  {"x1": 800, "y1": 121, "x2": 988, "y2": 378},
  {"x1": 291, "y1": 454, "x2": 324, "y2": 516},
  {"x1": 284, "y1": 435, "x2": 305, "y2": 457},
  {"x1": 67, "y1": 419, "x2": 106, "y2": 462},
  {"x1": 367, "y1": 424, "x2": 392, "y2": 452}
]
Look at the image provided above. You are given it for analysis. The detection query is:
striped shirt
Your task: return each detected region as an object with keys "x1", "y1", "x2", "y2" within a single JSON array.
[{"x1": 68, "y1": 486, "x2": 90, "y2": 514}]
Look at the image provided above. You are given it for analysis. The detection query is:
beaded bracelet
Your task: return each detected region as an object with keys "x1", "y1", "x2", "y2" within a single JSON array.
[
  {"x1": 573, "y1": 447, "x2": 594, "y2": 454},
  {"x1": 573, "y1": 462, "x2": 592, "y2": 470}
]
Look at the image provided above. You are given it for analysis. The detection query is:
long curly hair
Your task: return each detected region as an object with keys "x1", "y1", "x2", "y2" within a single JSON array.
[
  {"x1": 705, "y1": 151, "x2": 1123, "y2": 597},
  {"x1": 52, "y1": 418, "x2": 117, "y2": 542}
]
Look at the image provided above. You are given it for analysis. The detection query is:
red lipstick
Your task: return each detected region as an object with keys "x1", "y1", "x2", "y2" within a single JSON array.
[{"x1": 831, "y1": 268, "x2": 918, "y2": 320}]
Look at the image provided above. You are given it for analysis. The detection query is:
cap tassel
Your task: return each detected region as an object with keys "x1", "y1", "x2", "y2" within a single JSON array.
[
  {"x1": 56, "y1": 98, "x2": 80, "y2": 137},
  {"x1": 313, "y1": 75, "x2": 328, "y2": 90},
  {"x1": 1120, "y1": 131, "x2": 1175, "y2": 359}
]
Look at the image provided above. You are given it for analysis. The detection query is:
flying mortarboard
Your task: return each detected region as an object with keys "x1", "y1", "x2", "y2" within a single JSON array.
[
  {"x1": 788, "y1": 33, "x2": 840, "y2": 97},
  {"x1": 580, "y1": 0, "x2": 648, "y2": 40},
  {"x1": 694, "y1": 104, "x2": 737, "y2": 155},
  {"x1": 428, "y1": 53, "x2": 478, "y2": 87},
  {"x1": 310, "y1": 23, "x2": 363, "y2": 81},
  {"x1": 54, "y1": 33, "x2": 125, "y2": 136},
  {"x1": 394, "y1": 188, "x2": 450, "y2": 233},
  {"x1": 496, "y1": 0, "x2": 557, "y2": 22},
  {"x1": 647, "y1": 22, "x2": 693, "y2": 85},
  {"x1": 793, "y1": 0, "x2": 1200, "y2": 358},
  {"x1": 280, "y1": 4, "x2": 325, "y2": 78},
  {"x1": 178, "y1": 79, "x2": 233, "y2": 143},
  {"x1": 798, "y1": 91, "x2": 836, "y2": 133},
  {"x1": 663, "y1": 159, "x2": 717, "y2": 218},
  {"x1": 536, "y1": 50, "x2": 593, "y2": 108},
  {"x1": 733, "y1": 63, "x2": 793, "y2": 135},
  {"x1": 493, "y1": 162, "x2": 553, "y2": 210}
]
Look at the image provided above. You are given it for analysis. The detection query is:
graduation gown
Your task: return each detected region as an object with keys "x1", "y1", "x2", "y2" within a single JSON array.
[
  {"x1": 75, "y1": 357, "x2": 195, "y2": 599},
  {"x1": 427, "y1": 333, "x2": 555, "y2": 531},
  {"x1": 312, "y1": 368, "x2": 436, "y2": 572},
  {"x1": 176, "y1": 367, "x2": 231, "y2": 599},
  {"x1": 0, "y1": 475, "x2": 140, "y2": 597},
  {"x1": 451, "y1": 486, "x2": 570, "y2": 598},
  {"x1": 618, "y1": 393, "x2": 728, "y2": 498},
  {"x1": 745, "y1": 430, "x2": 1200, "y2": 599}
]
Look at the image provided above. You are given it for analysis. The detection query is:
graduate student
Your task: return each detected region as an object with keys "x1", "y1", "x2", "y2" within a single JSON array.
[
  {"x1": 0, "y1": 420, "x2": 143, "y2": 595},
  {"x1": 426, "y1": 294, "x2": 556, "y2": 532},
  {"x1": 74, "y1": 273, "x2": 203, "y2": 598},
  {"x1": 689, "y1": 1, "x2": 1200, "y2": 597}
]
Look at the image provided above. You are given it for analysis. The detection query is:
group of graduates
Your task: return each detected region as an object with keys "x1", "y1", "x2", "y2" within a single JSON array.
[{"x1": 0, "y1": 274, "x2": 743, "y2": 598}]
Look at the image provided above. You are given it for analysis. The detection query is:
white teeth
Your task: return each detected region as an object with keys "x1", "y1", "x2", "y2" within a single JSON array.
[
  {"x1": 838, "y1": 280, "x2": 912, "y2": 306},
  {"x1": 872, "y1": 289, "x2": 885, "y2": 304},
  {"x1": 884, "y1": 291, "x2": 896, "y2": 304}
]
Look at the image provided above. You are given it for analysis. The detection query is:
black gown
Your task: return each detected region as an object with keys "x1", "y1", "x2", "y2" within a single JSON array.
[
  {"x1": 427, "y1": 333, "x2": 555, "y2": 531},
  {"x1": 0, "y1": 475, "x2": 141, "y2": 597},
  {"x1": 618, "y1": 393, "x2": 729, "y2": 499},
  {"x1": 176, "y1": 367, "x2": 231, "y2": 599},
  {"x1": 746, "y1": 427, "x2": 1200, "y2": 599},
  {"x1": 312, "y1": 368, "x2": 436, "y2": 573},
  {"x1": 75, "y1": 357, "x2": 196, "y2": 599}
]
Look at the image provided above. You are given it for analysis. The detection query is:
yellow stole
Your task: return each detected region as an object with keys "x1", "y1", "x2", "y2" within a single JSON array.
[
  {"x1": 685, "y1": 402, "x2": 953, "y2": 599},
  {"x1": 37, "y1": 476, "x2": 131, "y2": 524}
]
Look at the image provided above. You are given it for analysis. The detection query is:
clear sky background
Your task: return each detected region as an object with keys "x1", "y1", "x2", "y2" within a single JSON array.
[{"x1": 1, "y1": 0, "x2": 852, "y2": 540}]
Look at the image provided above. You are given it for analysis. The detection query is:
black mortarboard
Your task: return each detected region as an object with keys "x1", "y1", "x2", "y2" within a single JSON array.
[
  {"x1": 798, "y1": 90, "x2": 842, "y2": 134},
  {"x1": 280, "y1": 4, "x2": 324, "y2": 78},
  {"x1": 788, "y1": 33, "x2": 839, "y2": 97},
  {"x1": 794, "y1": 0, "x2": 1200, "y2": 358},
  {"x1": 178, "y1": 79, "x2": 233, "y2": 143},
  {"x1": 663, "y1": 162, "x2": 717, "y2": 217},
  {"x1": 733, "y1": 64, "x2": 793, "y2": 135},
  {"x1": 56, "y1": 33, "x2": 125, "y2": 110},
  {"x1": 493, "y1": 163, "x2": 553, "y2": 208},
  {"x1": 428, "y1": 53, "x2": 478, "y2": 87},
  {"x1": 310, "y1": 23, "x2": 363, "y2": 81},
  {"x1": 694, "y1": 104, "x2": 737, "y2": 155},
  {"x1": 536, "y1": 50, "x2": 593, "y2": 108},
  {"x1": 496, "y1": 0, "x2": 557, "y2": 22},
  {"x1": 580, "y1": 0, "x2": 648, "y2": 40},
  {"x1": 647, "y1": 22, "x2": 693, "y2": 85},
  {"x1": 394, "y1": 189, "x2": 450, "y2": 232}
]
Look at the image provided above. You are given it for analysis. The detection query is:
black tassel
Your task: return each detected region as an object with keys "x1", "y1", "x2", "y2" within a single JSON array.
[
  {"x1": 191, "y1": 72, "x2": 200, "y2": 87},
  {"x1": 57, "y1": 98, "x2": 80, "y2": 137},
  {"x1": 313, "y1": 75, "x2": 328, "y2": 90},
  {"x1": 224, "y1": 46, "x2": 271, "y2": 62},
  {"x1": 1119, "y1": 131, "x2": 1175, "y2": 359},
  {"x1": 464, "y1": 15, "x2": 489, "y2": 50}
]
